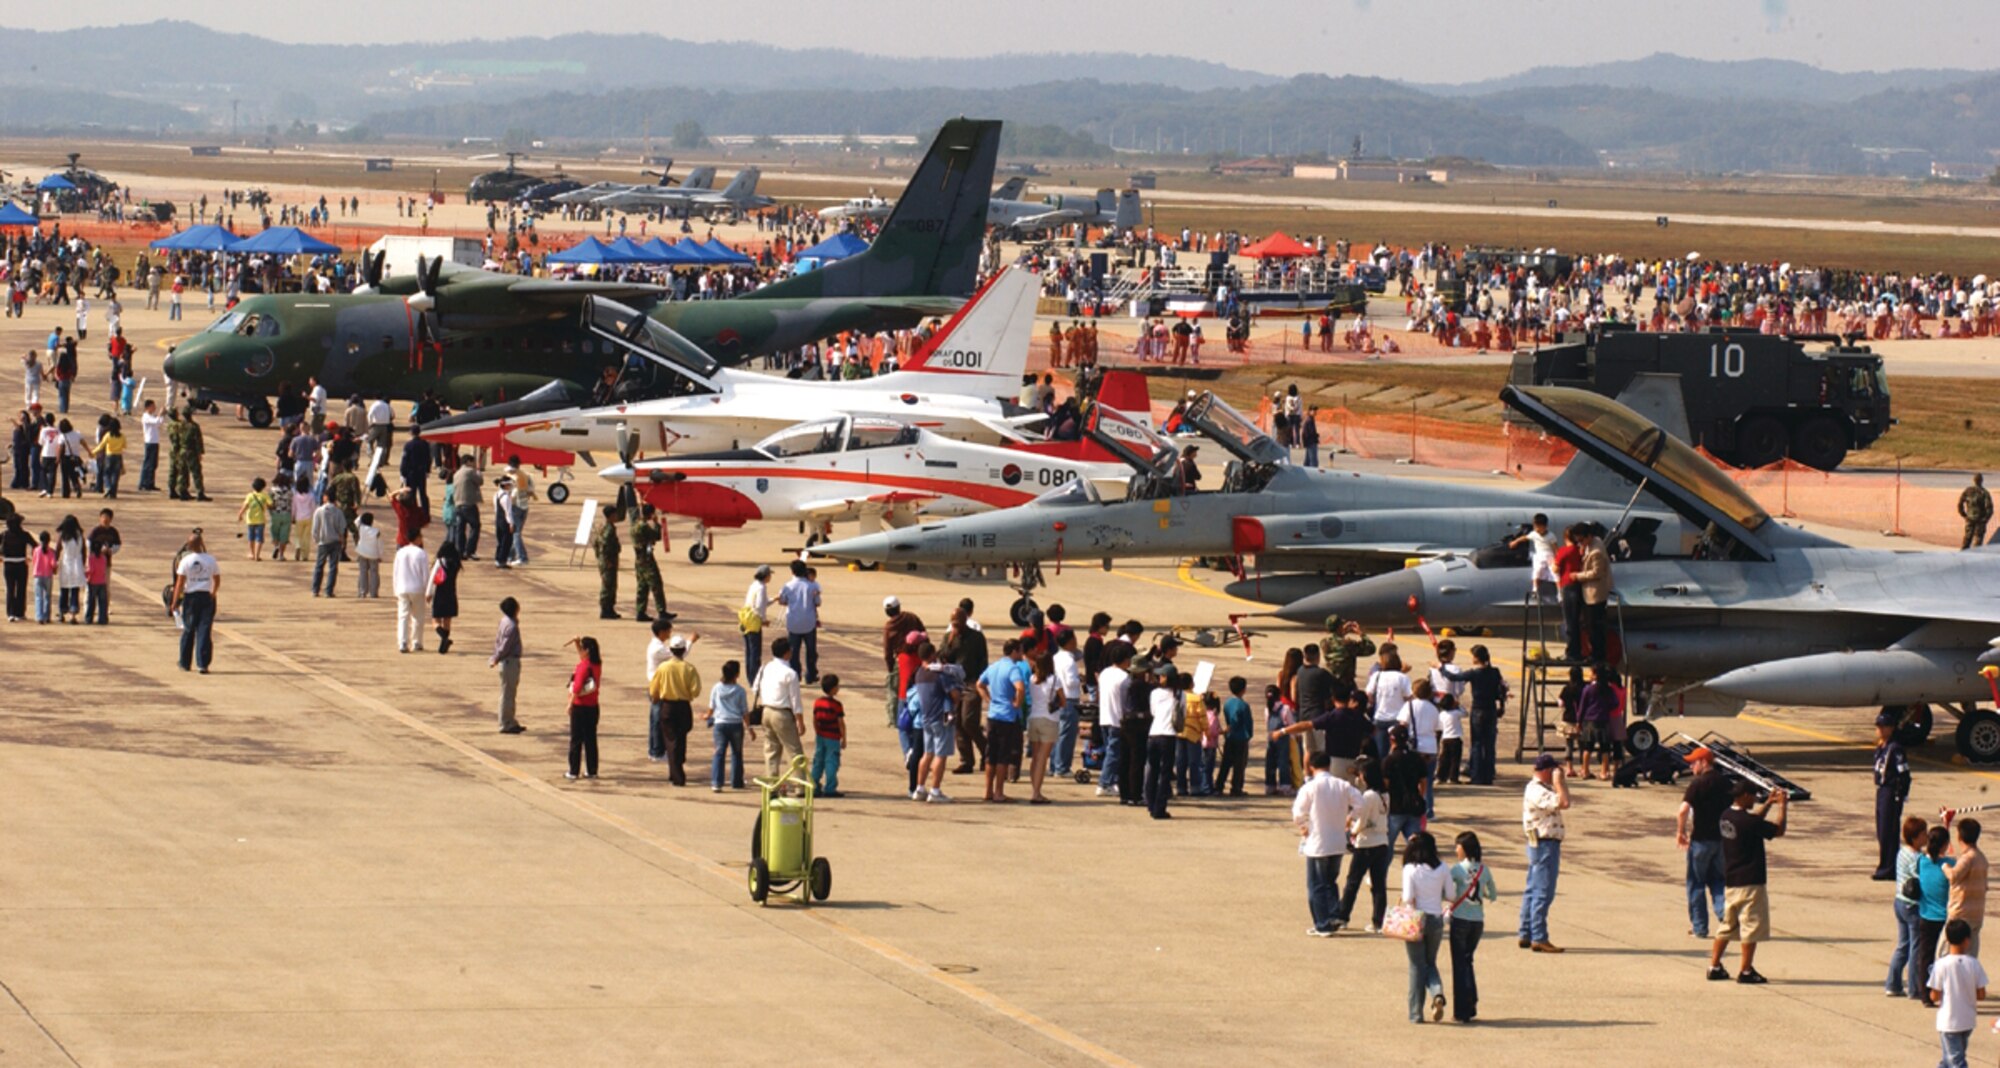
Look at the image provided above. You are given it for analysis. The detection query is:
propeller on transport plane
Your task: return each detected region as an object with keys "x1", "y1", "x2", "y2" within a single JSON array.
[
  {"x1": 352, "y1": 248, "x2": 387, "y2": 295},
  {"x1": 405, "y1": 254, "x2": 446, "y2": 371}
]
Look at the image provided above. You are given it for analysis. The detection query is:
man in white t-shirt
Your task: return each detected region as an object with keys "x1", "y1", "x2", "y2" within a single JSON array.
[
  {"x1": 138, "y1": 401, "x2": 163, "y2": 491},
  {"x1": 1095, "y1": 646, "x2": 1133, "y2": 797},
  {"x1": 391, "y1": 531, "x2": 430, "y2": 653},
  {"x1": 1051, "y1": 630, "x2": 1084, "y2": 778},
  {"x1": 1294, "y1": 750, "x2": 1364, "y2": 936},
  {"x1": 170, "y1": 532, "x2": 221, "y2": 673},
  {"x1": 1931, "y1": 918, "x2": 1987, "y2": 1068}
]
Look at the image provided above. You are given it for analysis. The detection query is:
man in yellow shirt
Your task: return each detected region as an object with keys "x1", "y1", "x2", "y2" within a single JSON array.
[{"x1": 647, "y1": 634, "x2": 702, "y2": 787}]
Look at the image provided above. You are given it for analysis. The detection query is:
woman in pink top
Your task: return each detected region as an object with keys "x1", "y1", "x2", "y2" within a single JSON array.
[{"x1": 30, "y1": 531, "x2": 57, "y2": 624}]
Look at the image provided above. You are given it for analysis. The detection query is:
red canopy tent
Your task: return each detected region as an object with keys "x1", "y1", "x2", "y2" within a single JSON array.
[{"x1": 1239, "y1": 232, "x2": 1316, "y2": 258}]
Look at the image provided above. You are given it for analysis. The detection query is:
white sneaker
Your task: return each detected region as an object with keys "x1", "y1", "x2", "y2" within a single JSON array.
[
  {"x1": 1095, "y1": 786, "x2": 1113, "y2": 797},
  {"x1": 927, "y1": 790, "x2": 953, "y2": 804},
  {"x1": 1365, "y1": 924, "x2": 1379, "y2": 934},
  {"x1": 911, "y1": 788, "x2": 928, "y2": 801}
]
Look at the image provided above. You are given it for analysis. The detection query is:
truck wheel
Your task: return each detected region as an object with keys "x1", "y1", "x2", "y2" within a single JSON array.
[
  {"x1": 247, "y1": 404, "x2": 273, "y2": 429},
  {"x1": 1957, "y1": 710, "x2": 2000, "y2": 765},
  {"x1": 1734, "y1": 417, "x2": 1787, "y2": 468},
  {"x1": 1625, "y1": 721, "x2": 1660, "y2": 756},
  {"x1": 749, "y1": 858, "x2": 771, "y2": 904},
  {"x1": 809, "y1": 857, "x2": 832, "y2": 902},
  {"x1": 1888, "y1": 703, "x2": 1933, "y2": 748},
  {"x1": 1789, "y1": 417, "x2": 1848, "y2": 471}
]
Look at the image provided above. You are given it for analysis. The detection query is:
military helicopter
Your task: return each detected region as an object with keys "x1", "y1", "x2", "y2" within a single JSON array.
[{"x1": 466, "y1": 152, "x2": 542, "y2": 203}]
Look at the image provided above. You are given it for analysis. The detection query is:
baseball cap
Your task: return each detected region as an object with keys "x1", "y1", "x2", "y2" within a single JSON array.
[
  {"x1": 753, "y1": 564, "x2": 772, "y2": 580},
  {"x1": 1875, "y1": 709, "x2": 1900, "y2": 728},
  {"x1": 1686, "y1": 746, "x2": 1714, "y2": 763},
  {"x1": 1533, "y1": 754, "x2": 1561, "y2": 772},
  {"x1": 668, "y1": 636, "x2": 689, "y2": 651},
  {"x1": 883, "y1": 596, "x2": 900, "y2": 609}
]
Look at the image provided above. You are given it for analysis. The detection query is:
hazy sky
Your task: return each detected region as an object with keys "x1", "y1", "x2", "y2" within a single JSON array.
[{"x1": 10, "y1": 0, "x2": 1995, "y2": 81}]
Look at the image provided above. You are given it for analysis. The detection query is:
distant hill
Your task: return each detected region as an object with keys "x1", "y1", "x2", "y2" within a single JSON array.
[
  {"x1": 1424, "y1": 52, "x2": 1988, "y2": 104},
  {"x1": 363, "y1": 75, "x2": 1595, "y2": 168},
  {"x1": 0, "y1": 20, "x2": 1281, "y2": 128}
]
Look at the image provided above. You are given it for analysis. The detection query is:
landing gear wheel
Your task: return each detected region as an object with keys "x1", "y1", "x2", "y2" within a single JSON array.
[
  {"x1": 1009, "y1": 596, "x2": 1038, "y2": 627},
  {"x1": 546, "y1": 482, "x2": 570, "y2": 505},
  {"x1": 809, "y1": 857, "x2": 832, "y2": 902},
  {"x1": 1889, "y1": 703, "x2": 1934, "y2": 748},
  {"x1": 1790, "y1": 416, "x2": 1848, "y2": 471},
  {"x1": 1733, "y1": 416, "x2": 1787, "y2": 469},
  {"x1": 689, "y1": 542, "x2": 710, "y2": 565},
  {"x1": 1957, "y1": 710, "x2": 2000, "y2": 765},
  {"x1": 749, "y1": 858, "x2": 770, "y2": 904},
  {"x1": 1625, "y1": 721, "x2": 1660, "y2": 757},
  {"x1": 247, "y1": 404, "x2": 273, "y2": 429}
]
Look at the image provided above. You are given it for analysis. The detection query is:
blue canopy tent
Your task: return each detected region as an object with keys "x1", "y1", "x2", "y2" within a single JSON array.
[
  {"x1": 0, "y1": 202, "x2": 39, "y2": 227},
  {"x1": 149, "y1": 224, "x2": 243, "y2": 251},
  {"x1": 796, "y1": 232, "x2": 869, "y2": 262},
  {"x1": 37, "y1": 174, "x2": 77, "y2": 192},
  {"x1": 791, "y1": 231, "x2": 868, "y2": 274},
  {"x1": 639, "y1": 237, "x2": 697, "y2": 264},
  {"x1": 604, "y1": 236, "x2": 658, "y2": 263},
  {"x1": 700, "y1": 239, "x2": 754, "y2": 266},
  {"x1": 233, "y1": 226, "x2": 340, "y2": 255},
  {"x1": 547, "y1": 237, "x2": 621, "y2": 265}
]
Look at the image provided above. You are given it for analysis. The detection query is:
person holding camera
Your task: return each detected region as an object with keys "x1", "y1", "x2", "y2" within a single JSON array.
[{"x1": 1709, "y1": 781, "x2": 1788, "y2": 984}]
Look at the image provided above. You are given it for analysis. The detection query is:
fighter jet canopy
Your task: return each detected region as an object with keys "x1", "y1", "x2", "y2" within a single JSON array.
[{"x1": 1503, "y1": 385, "x2": 1772, "y2": 560}]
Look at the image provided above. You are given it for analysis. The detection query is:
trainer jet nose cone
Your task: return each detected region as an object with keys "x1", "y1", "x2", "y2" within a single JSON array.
[
  {"x1": 813, "y1": 531, "x2": 897, "y2": 563},
  {"x1": 1275, "y1": 568, "x2": 1425, "y2": 628}
]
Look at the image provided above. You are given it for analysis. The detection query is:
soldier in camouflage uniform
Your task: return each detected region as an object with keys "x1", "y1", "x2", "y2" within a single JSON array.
[
  {"x1": 631, "y1": 504, "x2": 668, "y2": 623},
  {"x1": 327, "y1": 464, "x2": 363, "y2": 556},
  {"x1": 1960, "y1": 473, "x2": 1993, "y2": 550},
  {"x1": 1318, "y1": 614, "x2": 1376, "y2": 691},
  {"x1": 594, "y1": 507, "x2": 623, "y2": 620},
  {"x1": 166, "y1": 407, "x2": 188, "y2": 499},
  {"x1": 181, "y1": 409, "x2": 210, "y2": 501}
]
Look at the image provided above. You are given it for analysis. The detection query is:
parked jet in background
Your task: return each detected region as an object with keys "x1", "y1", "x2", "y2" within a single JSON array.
[
  {"x1": 820, "y1": 178, "x2": 1030, "y2": 225},
  {"x1": 594, "y1": 168, "x2": 773, "y2": 217},
  {"x1": 551, "y1": 166, "x2": 715, "y2": 206},
  {"x1": 995, "y1": 187, "x2": 1143, "y2": 234}
]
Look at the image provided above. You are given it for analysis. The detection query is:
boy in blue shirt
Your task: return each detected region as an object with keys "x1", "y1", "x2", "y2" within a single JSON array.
[
  {"x1": 978, "y1": 639, "x2": 1029, "y2": 802},
  {"x1": 1219, "y1": 676, "x2": 1254, "y2": 797}
]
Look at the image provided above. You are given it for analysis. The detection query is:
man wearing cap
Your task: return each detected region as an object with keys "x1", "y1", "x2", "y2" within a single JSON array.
[
  {"x1": 1873, "y1": 709, "x2": 1913, "y2": 880},
  {"x1": 1520, "y1": 754, "x2": 1572, "y2": 953},
  {"x1": 1677, "y1": 747, "x2": 1733, "y2": 938},
  {"x1": 647, "y1": 632, "x2": 702, "y2": 787},
  {"x1": 1711, "y1": 780, "x2": 1788, "y2": 983},
  {"x1": 882, "y1": 595, "x2": 926, "y2": 726},
  {"x1": 1320, "y1": 615, "x2": 1376, "y2": 692}
]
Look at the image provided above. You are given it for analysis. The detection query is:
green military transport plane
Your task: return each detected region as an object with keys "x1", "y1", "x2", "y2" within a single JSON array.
[{"x1": 161, "y1": 118, "x2": 1002, "y2": 425}]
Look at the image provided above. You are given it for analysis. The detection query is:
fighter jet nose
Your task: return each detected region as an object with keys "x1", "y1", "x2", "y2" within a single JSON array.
[
  {"x1": 1275, "y1": 568, "x2": 1426, "y2": 628},
  {"x1": 813, "y1": 531, "x2": 896, "y2": 563}
]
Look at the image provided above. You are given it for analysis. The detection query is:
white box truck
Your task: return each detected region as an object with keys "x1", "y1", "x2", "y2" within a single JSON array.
[{"x1": 367, "y1": 235, "x2": 486, "y2": 279}]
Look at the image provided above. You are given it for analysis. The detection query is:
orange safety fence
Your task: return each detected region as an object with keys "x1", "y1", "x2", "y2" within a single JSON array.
[
  {"x1": 1727, "y1": 458, "x2": 1963, "y2": 547},
  {"x1": 1041, "y1": 324, "x2": 1501, "y2": 373}
]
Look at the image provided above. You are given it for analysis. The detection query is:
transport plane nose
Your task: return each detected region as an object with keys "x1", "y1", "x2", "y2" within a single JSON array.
[{"x1": 1274, "y1": 568, "x2": 1425, "y2": 628}]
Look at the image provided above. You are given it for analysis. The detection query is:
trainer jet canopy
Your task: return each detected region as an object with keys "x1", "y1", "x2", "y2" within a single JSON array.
[
  {"x1": 1275, "y1": 385, "x2": 2000, "y2": 763},
  {"x1": 160, "y1": 118, "x2": 1003, "y2": 423}
]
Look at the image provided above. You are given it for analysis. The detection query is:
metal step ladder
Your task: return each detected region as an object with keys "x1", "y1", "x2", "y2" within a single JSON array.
[{"x1": 1665, "y1": 730, "x2": 1813, "y2": 802}]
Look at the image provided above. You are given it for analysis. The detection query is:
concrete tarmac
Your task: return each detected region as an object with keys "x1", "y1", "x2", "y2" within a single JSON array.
[{"x1": 0, "y1": 300, "x2": 1992, "y2": 1065}]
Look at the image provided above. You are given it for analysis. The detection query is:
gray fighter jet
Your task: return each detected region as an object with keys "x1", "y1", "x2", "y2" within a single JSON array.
[
  {"x1": 1275, "y1": 384, "x2": 2000, "y2": 762},
  {"x1": 812, "y1": 386, "x2": 1690, "y2": 623}
]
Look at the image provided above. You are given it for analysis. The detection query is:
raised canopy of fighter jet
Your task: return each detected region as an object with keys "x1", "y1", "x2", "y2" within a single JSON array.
[
  {"x1": 160, "y1": 118, "x2": 1002, "y2": 422},
  {"x1": 1275, "y1": 384, "x2": 2000, "y2": 762}
]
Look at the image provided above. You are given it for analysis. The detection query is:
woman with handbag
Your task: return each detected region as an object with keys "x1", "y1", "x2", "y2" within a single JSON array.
[
  {"x1": 1888, "y1": 815, "x2": 1928, "y2": 1000},
  {"x1": 1447, "y1": 831, "x2": 1499, "y2": 1023},
  {"x1": 565, "y1": 636, "x2": 604, "y2": 781},
  {"x1": 1396, "y1": 831, "x2": 1450, "y2": 1023}
]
